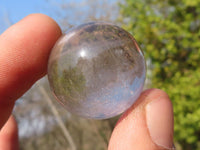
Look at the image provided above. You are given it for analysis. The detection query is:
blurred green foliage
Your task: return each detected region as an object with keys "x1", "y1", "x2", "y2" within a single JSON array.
[{"x1": 119, "y1": 0, "x2": 200, "y2": 149}]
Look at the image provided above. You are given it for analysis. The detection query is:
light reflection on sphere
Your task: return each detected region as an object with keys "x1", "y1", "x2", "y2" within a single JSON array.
[{"x1": 48, "y1": 22, "x2": 146, "y2": 119}]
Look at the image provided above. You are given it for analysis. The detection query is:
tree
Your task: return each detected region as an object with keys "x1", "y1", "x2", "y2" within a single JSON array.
[{"x1": 119, "y1": 0, "x2": 200, "y2": 149}]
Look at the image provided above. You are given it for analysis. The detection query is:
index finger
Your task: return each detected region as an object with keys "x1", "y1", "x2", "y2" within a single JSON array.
[{"x1": 0, "y1": 14, "x2": 62, "y2": 129}]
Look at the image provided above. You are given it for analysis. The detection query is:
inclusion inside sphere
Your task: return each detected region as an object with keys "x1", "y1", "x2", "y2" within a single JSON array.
[{"x1": 48, "y1": 22, "x2": 146, "y2": 119}]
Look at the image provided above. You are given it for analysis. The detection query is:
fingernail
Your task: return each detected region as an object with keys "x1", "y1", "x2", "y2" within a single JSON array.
[{"x1": 146, "y1": 96, "x2": 174, "y2": 149}]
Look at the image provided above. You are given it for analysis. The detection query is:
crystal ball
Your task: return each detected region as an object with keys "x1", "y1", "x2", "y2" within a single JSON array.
[{"x1": 48, "y1": 22, "x2": 146, "y2": 119}]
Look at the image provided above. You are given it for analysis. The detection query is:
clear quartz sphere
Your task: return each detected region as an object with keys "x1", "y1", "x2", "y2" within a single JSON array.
[{"x1": 48, "y1": 22, "x2": 146, "y2": 119}]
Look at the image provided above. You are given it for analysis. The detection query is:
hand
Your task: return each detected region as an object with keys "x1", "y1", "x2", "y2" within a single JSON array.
[
  {"x1": 0, "y1": 14, "x2": 174, "y2": 150},
  {"x1": 108, "y1": 89, "x2": 174, "y2": 150}
]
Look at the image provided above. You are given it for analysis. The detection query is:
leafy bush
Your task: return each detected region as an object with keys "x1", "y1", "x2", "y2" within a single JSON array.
[{"x1": 119, "y1": 0, "x2": 200, "y2": 149}]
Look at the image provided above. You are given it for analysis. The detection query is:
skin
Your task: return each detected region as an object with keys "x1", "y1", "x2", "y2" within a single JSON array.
[{"x1": 0, "y1": 14, "x2": 174, "y2": 150}]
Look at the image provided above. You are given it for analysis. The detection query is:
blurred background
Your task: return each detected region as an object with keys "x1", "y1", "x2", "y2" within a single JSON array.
[{"x1": 0, "y1": 0, "x2": 200, "y2": 149}]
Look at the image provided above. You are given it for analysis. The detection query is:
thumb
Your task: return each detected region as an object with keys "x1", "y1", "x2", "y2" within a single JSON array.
[{"x1": 108, "y1": 89, "x2": 174, "y2": 150}]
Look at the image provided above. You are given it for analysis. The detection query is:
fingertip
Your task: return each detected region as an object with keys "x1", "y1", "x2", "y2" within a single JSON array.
[
  {"x1": 0, "y1": 115, "x2": 19, "y2": 150},
  {"x1": 138, "y1": 88, "x2": 170, "y2": 103},
  {"x1": 146, "y1": 89, "x2": 174, "y2": 149},
  {"x1": 108, "y1": 89, "x2": 174, "y2": 150},
  {"x1": 0, "y1": 13, "x2": 62, "y2": 99},
  {"x1": 115, "y1": 88, "x2": 169, "y2": 126},
  {"x1": 0, "y1": 13, "x2": 62, "y2": 129},
  {"x1": 22, "y1": 13, "x2": 62, "y2": 39},
  {"x1": 21, "y1": 13, "x2": 62, "y2": 75},
  {"x1": 1, "y1": 115, "x2": 18, "y2": 134}
]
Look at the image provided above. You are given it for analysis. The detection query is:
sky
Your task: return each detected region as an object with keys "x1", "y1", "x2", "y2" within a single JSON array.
[
  {"x1": 0, "y1": 0, "x2": 84, "y2": 33},
  {"x1": 0, "y1": 0, "x2": 118, "y2": 34}
]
